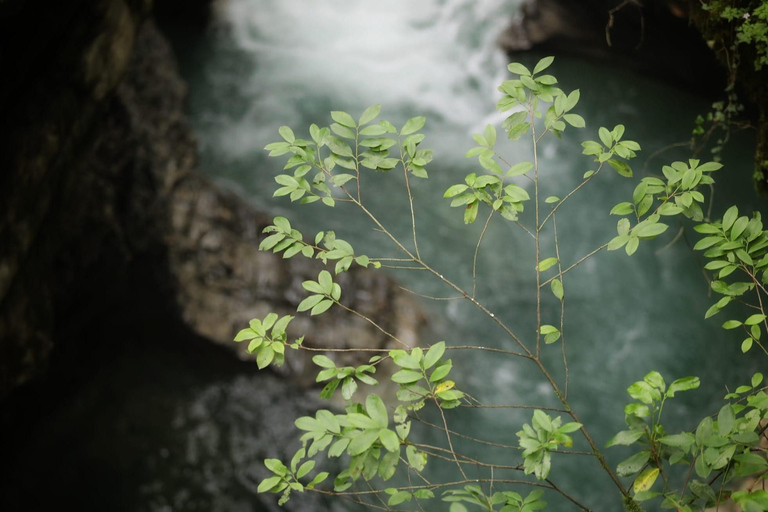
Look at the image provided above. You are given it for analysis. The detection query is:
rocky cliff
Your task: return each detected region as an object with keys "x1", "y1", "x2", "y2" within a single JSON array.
[
  {"x1": 0, "y1": 0, "x2": 423, "y2": 508},
  {"x1": 0, "y1": 0, "x2": 422, "y2": 404}
]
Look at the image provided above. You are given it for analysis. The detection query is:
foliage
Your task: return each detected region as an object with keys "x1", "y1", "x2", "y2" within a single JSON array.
[
  {"x1": 236, "y1": 57, "x2": 768, "y2": 511},
  {"x1": 702, "y1": 0, "x2": 768, "y2": 71}
]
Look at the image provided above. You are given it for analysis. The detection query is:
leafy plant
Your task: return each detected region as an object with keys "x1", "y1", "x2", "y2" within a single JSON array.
[{"x1": 236, "y1": 57, "x2": 768, "y2": 511}]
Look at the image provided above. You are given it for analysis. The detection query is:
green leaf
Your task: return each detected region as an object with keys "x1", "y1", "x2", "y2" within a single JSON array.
[
  {"x1": 722, "y1": 320, "x2": 743, "y2": 329},
  {"x1": 430, "y1": 362, "x2": 452, "y2": 382},
  {"x1": 379, "y1": 429, "x2": 399, "y2": 452},
  {"x1": 445, "y1": 184, "x2": 469, "y2": 197},
  {"x1": 297, "y1": 460, "x2": 315, "y2": 479},
  {"x1": 258, "y1": 475, "x2": 283, "y2": 493},
  {"x1": 257, "y1": 345, "x2": 275, "y2": 369},
  {"x1": 625, "y1": 237, "x2": 639, "y2": 255},
  {"x1": 731, "y1": 216, "x2": 749, "y2": 240},
  {"x1": 723, "y1": 206, "x2": 739, "y2": 232},
  {"x1": 633, "y1": 468, "x2": 659, "y2": 494},
  {"x1": 331, "y1": 111, "x2": 356, "y2": 128},
  {"x1": 234, "y1": 328, "x2": 258, "y2": 342},
  {"x1": 406, "y1": 445, "x2": 427, "y2": 471},
  {"x1": 464, "y1": 201, "x2": 479, "y2": 224},
  {"x1": 306, "y1": 472, "x2": 328, "y2": 488},
  {"x1": 317, "y1": 410, "x2": 340, "y2": 434},
  {"x1": 423, "y1": 342, "x2": 446, "y2": 370},
  {"x1": 658, "y1": 433, "x2": 695, "y2": 450},
  {"x1": 538, "y1": 258, "x2": 558, "y2": 272},
  {"x1": 564, "y1": 113, "x2": 585, "y2": 128},
  {"x1": 533, "y1": 56, "x2": 555, "y2": 74},
  {"x1": 358, "y1": 104, "x2": 381, "y2": 126},
  {"x1": 507, "y1": 161, "x2": 533, "y2": 176},
  {"x1": 392, "y1": 369, "x2": 424, "y2": 384},
  {"x1": 348, "y1": 429, "x2": 380, "y2": 456},
  {"x1": 611, "y1": 202, "x2": 634, "y2": 215},
  {"x1": 598, "y1": 127, "x2": 613, "y2": 147},
  {"x1": 484, "y1": 124, "x2": 497, "y2": 147},
  {"x1": 745, "y1": 314, "x2": 766, "y2": 325},
  {"x1": 401, "y1": 116, "x2": 426, "y2": 135},
  {"x1": 331, "y1": 123, "x2": 356, "y2": 139},
  {"x1": 667, "y1": 376, "x2": 700, "y2": 397},
  {"x1": 545, "y1": 196, "x2": 560, "y2": 203},
  {"x1": 312, "y1": 355, "x2": 336, "y2": 368},
  {"x1": 551, "y1": 279, "x2": 564, "y2": 300},
  {"x1": 606, "y1": 429, "x2": 645, "y2": 447},
  {"x1": 617, "y1": 218, "x2": 631, "y2": 236},
  {"x1": 278, "y1": 126, "x2": 295, "y2": 143},
  {"x1": 507, "y1": 62, "x2": 531, "y2": 76},
  {"x1": 387, "y1": 491, "x2": 412, "y2": 506},
  {"x1": 507, "y1": 121, "x2": 531, "y2": 141},
  {"x1": 616, "y1": 450, "x2": 650, "y2": 477},
  {"x1": 717, "y1": 404, "x2": 735, "y2": 436},
  {"x1": 311, "y1": 299, "x2": 333, "y2": 316},
  {"x1": 366, "y1": 394, "x2": 389, "y2": 428},
  {"x1": 297, "y1": 294, "x2": 324, "y2": 312},
  {"x1": 634, "y1": 222, "x2": 668, "y2": 238},
  {"x1": 341, "y1": 376, "x2": 358, "y2": 399}
]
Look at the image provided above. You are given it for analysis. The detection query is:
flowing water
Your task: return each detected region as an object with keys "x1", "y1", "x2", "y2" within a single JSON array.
[
  {"x1": 167, "y1": 0, "x2": 766, "y2": 509},
  {"x1": 14, "y1": 1, "x2": 764, "y2": 511}
]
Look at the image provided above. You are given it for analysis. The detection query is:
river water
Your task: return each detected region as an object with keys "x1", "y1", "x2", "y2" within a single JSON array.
[
  {"x1": 167, "y1": 0, "x2": 766, "y2": 510},
  {"x1": 13, "y1": 1, "x2": 762, "y2": 511}
]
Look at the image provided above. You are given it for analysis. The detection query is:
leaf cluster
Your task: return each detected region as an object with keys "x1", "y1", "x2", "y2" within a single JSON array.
[
  {"x1": 233, "y1": 313, "x2": 302, "y2": 368},
  {"x1": 516, "y1": 410, "x2": 581, "y2": 480}
]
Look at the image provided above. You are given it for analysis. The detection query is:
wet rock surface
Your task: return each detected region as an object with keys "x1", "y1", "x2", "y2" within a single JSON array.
[
  {"x1": 0, "y1": 1, "x2": 423, "y2": 510},
  {"x1": 499, "y1": 0, "x2": 725, "y2": 94}
]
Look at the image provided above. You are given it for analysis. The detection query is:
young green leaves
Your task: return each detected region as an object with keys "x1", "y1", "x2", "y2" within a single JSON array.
[
  {"x1": 298, "y1": 270, "x2": 340, "y2": 316},
  {"x1": 607, "y1": 372, "x2": 701, "y2": 505},
  {"x1": 608, "y1": 159, "x2": 721, "y2": 256},
  {"x1": 389, "y1": 342, "x2": 464, "y2": 411},
  {"x1": 312, "y1": 354, "x2": 379, "y2": 400},
  {"x1": 692, "y1": 205, "x2": 768, "y2": 353},
  {"x1": 444, "y1": 169, "x2": 529, "y2": 224},
  {"x1": 293, "y1": 395, "x2": 413, "y2": 493},
  {"x1": 233, "y1": 313, "x2": 302, "y2": 369},
  {"x1": 516, "y1": 410, "x2": 581, "y2": 480},
  {"x1": 258, "y1": 455, "x2": 329, "y2": 506},
  {"x1": 582, "y1": 124, "x2": 639, "y2": 178},
  {"x1": 265, "y1": 105, "x2": 432, "y2": 211}
]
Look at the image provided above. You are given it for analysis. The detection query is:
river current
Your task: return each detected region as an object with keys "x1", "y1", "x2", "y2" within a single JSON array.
[
  {"x1": 169, "y1": 0, "x2": 765, "y2": 510},
  {"x1": 18, "y1": 1, "x2": 763, "y2": 511}
]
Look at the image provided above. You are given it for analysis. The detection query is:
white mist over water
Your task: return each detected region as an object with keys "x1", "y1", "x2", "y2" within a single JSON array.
[{"x1": 208, "y1": 0, "x2": 519, "y2": 158}]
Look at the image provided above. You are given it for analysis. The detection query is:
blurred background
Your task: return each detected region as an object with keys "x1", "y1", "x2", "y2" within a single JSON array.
[{"x1": 0, "y1": 0, "x2": 765, "y2": 510}]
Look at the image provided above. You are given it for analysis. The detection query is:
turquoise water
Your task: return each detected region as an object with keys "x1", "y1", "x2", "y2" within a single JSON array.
[{"x1": 173, "y1": 0, "x2": 764, "y2": 509}]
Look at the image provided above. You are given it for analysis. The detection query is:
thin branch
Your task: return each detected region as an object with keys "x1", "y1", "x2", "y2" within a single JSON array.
[
  {"x1": 400, "y1": 141, "x2": 421, "y2": 260},
  {"x1": 436, "y1": 397, "x2": 468, "y2": 480},
  {"x1": 539, "y1": 164, "x2": 605, "y2": 230},
  {"x1": 531, "y1": 99, "x2": 542, "y2": 359},
  {"x1": 654, "y1": 225, "x2": 685, "y2": 254},
  {"x1": 473, "y1": 210, "x2": 494, "y2": 298},
  {"x1": 398, "y1": 286, "x2": 465, "y2": 301},
  {"x1": 553, "y1": 215, "x2": 570, "y2": 399},
  {"x1": 336, "y1": 302, "x2": 409, "y2": 348},
  {"x1": 446, "y1": 345, "x2": 531, "y2": 359},
  {"x1": 541, "y1": 243, "x2": 609, "y2": 288}
]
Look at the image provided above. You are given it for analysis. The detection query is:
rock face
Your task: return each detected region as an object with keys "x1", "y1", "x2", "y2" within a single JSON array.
[
  {"x1": 0, "y1": 0, "x2": 423, "y2": 405},
  {"x1": 168, "y1": 172, "x2": 423, "y2": 387},
  {"x1": 499, "y1": 0, "x2": 725, "y2": 94},
  {"x1": 0, "y1": 0, "x2": 155, "y2": 401},
  {"x1": 0, "y1": 0, "x2": 424, "y2": 508}
]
